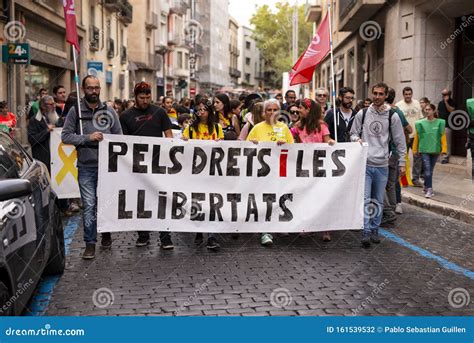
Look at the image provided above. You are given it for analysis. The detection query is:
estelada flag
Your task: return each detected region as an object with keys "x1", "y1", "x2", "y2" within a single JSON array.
[
  {"x1": 63, "y1": 0, "x2": 80, "y2": 52},
  {"x1": 289, "y1": 13, "x2": 330, "y2": 86}
]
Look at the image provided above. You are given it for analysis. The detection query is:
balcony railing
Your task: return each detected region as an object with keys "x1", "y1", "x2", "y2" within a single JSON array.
[
  {"x1": 305, "y1": 0, "x2": 322, "y2": 23},
  {"x1": 338, "y1": 0, "x2": 386, "y2": 31},
  {"x1": 104, "y1": 0, "x2": 124, "y2": 12},
  {"x1": 146, "y1": 12, "x2": 158, "y2": 30},
  {"x1": 119, "y1": 1, "x2": 133, "y2": 25},
  {"x1": 229, "y1": 67, "x2": 242, "y2": 78}
]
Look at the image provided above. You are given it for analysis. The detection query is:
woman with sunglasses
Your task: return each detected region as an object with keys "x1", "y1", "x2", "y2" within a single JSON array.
[
  {"x1": 291, "y1": 98, "x2": 335, "y2": 241},
  {"x1": 182, "y1": 99, "x2": 223, "y2": 251},
  {"x1": 287, "y1": 104, "x2": 300, "y2": 128}
]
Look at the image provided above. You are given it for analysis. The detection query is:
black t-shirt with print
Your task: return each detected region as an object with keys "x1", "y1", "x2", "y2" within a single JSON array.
[{"x1": 120, "y1": 104, "x2": 173, "y2": 137}]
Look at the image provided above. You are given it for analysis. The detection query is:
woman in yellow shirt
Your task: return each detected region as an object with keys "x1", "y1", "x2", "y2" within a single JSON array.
[
  {"x1": 247, "y1": 99, "x2": 293, "y2": 246},
  {"x1": 182, "y1": 99, "x2": 223, "y2": 251},
  {"x1": 214, "y1": 94, "x2": 237, "y2": 140}
]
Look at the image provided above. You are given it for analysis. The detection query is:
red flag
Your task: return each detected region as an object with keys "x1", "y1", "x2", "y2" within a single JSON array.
[
  {"x1": 63, "y1": 0, "x2": 80, "y2": 52},
  {"x1": 289, "y1": 13, "x2": 330, "y2": 86}
]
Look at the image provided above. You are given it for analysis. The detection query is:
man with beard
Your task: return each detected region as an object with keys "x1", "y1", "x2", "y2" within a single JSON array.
[
  {"x1": 120, "y1": 81, "x2": 175, "y2": 249},
  {"x1": 28, "y1": 95, "x2": 58, "y2": 172},
  {"x1": 324, "y1": 87, "x2": 356, "y2": 142},
  {"x1": 62, "y1": 75, "x2": 122, "y2": 260}
]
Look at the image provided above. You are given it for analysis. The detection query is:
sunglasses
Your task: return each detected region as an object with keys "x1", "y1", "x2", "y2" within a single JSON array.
[
  {"x1": 316, "y1": 94, "x2": 327, "y2": 97},
  {"x1": 290, "y1": 110, "x2": 299, "y2": 115}
]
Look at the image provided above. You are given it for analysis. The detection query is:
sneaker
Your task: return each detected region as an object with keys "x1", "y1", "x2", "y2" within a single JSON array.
[
  {"x1": 260, "y1": 233, "x2": 273, "y2": 246},
  {"x1": 101, "y1": 233, "x2": 112, "y2": 248},
  {"x1": 135, "y1": 236, "x2": 150, "y2": 247},
  {"x1": 395, "y1": 203, "x2": 403, "y2": 214},
  {"x1": 361, "y1": 237, "x2": 371, "y2": 248},
  {"x1": 321, "y1": 232, "x2": 331, "y2": 242},
  {"x1": 161, "y1": 235, "x2": 174, "y2": 250},
  {"x1": 412, "y1": 179, "x2": 423, "y2": 187},
  {"x1": 195, "y1": 233, "x2": 204, "y2": 245},
  {"x1": 82, "y1": 244, "x2": 95, "y2": 259},
  {"x1": 425, "y1": 188, "x2": 434, "y2": 198},
  {"x1": 206, "y1": 237, "x2": 220, "y2": 251},
  {"x1": 441, "y1": 158, "x2": 449, "y2": 164},
  {"x1": 370, "y1": 232, "x2": 381, "y2": 244}
]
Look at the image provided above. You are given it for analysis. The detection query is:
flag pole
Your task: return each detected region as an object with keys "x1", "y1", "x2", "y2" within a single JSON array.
[
  {"x1": 327, "y1": 2, "x2": 338, "y2": 142},
  {"x1": 72, "y1": 46, "x2": 83, "y2": 135}
]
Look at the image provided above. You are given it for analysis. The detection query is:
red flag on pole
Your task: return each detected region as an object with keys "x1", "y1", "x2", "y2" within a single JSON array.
[
  {"x1": 289, "y1": 13, "x2": 330, "y2": 86},
  {"x1": 63, "y1": 0, "x2": 80, "y2": 52}
]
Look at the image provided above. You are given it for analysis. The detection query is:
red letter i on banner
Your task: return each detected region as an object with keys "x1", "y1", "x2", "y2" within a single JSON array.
[{"x1": 280, "y1": 149, "x2": 288, "y2": 177}]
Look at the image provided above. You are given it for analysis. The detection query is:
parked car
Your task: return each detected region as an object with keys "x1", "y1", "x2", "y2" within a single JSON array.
[{"x1": 0, "y1": 131, "x2": 65, "y2": 316}]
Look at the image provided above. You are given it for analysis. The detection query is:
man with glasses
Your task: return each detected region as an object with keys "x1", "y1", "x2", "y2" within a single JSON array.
[
  {"x1": 120, "y1": 82, "x2": 175, "y2": 249},
  {"x1": 324, "y1": 87, "x2": 356, "y2": 142},
  {"x1": 315, "y1": 87, "x2": 329, "y2": 113},
  {"x1": 62, "y1": 75, "x2": 123, "y2": 260},
  {"x1": 437, "y1": 89, "x2": 456, "y2": 164},
  {"x1": 28, "y1": 95, "x2": 58, "y2": 173},
  {"x1": 351, "y1": 83, "x2": 406, "y2": 248}
]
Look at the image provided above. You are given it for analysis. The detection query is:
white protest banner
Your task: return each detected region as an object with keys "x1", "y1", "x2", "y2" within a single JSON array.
[
  {"x1": 50, "y1": 128, "x2": 80, "y2": 199},
  {"x1": 97, "y1": 134, "x2": 367, "y2": 233}
]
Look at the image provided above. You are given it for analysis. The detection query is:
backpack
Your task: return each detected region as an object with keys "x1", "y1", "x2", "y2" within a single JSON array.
[{"x1": 359, "y1": 107, "x2": 396, "y2": 154}]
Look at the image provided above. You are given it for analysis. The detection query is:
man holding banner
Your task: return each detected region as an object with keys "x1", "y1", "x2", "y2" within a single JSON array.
[
  {"x1": 62, "y1": 75, "x2": 122, "y2": 260},
  {"x1": 120, "y1": 82, "x2": 175, "y2": 249}
]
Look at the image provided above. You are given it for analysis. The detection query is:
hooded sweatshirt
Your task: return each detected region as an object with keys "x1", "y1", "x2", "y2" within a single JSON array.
[{"x1": 350, "y1": 104, "x2": 406, "y2": 168}]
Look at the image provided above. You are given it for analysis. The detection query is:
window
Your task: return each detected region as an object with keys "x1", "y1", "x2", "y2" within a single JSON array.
[
  {"x1": 245, "y1": 73, "x2": 250, "y2": 83},
  {"x1": 0, "y1": 134, "x2": 30, "y2": 179},
  {"x1": 177, "y1": 51, "x2": 183, "y2": 69},
  {"x1": 246, "y1": 41, "x2": 251, "y2": 49},
  {"x1": 184, "y1": 53, "x2": 189, "y2": 69},
  {"x1": 245, "y1": 57, "x2": 251, "y2": 65}
]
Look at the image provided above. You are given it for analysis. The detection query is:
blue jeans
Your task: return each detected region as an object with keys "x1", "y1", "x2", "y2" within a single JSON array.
[
  {"x1": 421, "y1": 154, "x2": 439, "y2": 189},
  {"x1": 78, "y1": 167, "x2": 99, "y2": 244},
  {"x1": 364, "y1": 166, "x2": 389, "y2": 237}
]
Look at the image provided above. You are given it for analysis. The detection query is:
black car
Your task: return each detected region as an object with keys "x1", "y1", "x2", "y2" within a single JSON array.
[{"x1": 0, "y1": 131, "x2": 65, "y2": 315}]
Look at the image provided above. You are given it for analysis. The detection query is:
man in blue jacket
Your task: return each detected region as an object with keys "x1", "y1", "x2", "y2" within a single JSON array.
[{"x1": 62, "y1": 75, "x2": 122, "y2": 260}]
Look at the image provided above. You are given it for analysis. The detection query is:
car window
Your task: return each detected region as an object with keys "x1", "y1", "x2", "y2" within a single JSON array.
[{"x1": 0, "y1": 133, "x2": 30, "y2": 178}]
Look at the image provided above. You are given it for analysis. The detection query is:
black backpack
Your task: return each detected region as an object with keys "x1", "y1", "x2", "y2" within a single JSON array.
[{"x1": 359, "y1": 107, "x2": 396, "y2": 154}]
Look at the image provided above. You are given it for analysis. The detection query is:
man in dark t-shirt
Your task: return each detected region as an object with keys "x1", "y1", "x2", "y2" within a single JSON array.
[
  {"x1": 437, "y1": 89, "x2": 456, "y2": 164},
  {"x1": 120, "y1": 81, "x2": 174, "y2": 249}
]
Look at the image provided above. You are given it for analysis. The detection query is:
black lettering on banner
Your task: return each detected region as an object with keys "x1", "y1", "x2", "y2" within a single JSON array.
[
  {"x1": 158, "y1": 191, "x2": 167, "y2": 219},
  {"x1": 226, "y1": 148, "x2": 241, "y2": 176},
  {"x1": 257, "y1": 149, "x2": 271, "y2": 177},
  {"x1": 108, "y1": 142, "x2": 128, "y2": 172},
  {"x1": 192, "y1": 147, "x2": 207, "y2": 174},
  {"x1": 209, "y1": 193, "x2": 224, "y2": 221},
  {"x1": 245, "y1": 193, "x2": 258, "y2": 221},
  {"x1": 227, "y1": 194, "x2": 241, "y2": 222},
  {"x1": 118, "y1": 190, "x2": 132, "y2": 219},
  {"x1": 210, "y1": 147, "x2": 225, "y2": 176},
  {"x1": 191, "y1": 193, "x2": 205, "y2": 221},
  {"x1": 168, "y1": 146, "x2": 184, "y2": 174},
  {"x1": 262, "y1": 194, "x2": 276, "y2": 221},
  {"x1": 133, "y1": 144, "x2": 148, "y2": 173},
  {"x1": 279, "y1": 193, "x2": 294, "y2": 222},
  {"x1": 331, "y1": 149, "x2": 346, "y2": 177},
  {"x1": 296, "y1": 150, "x2": 309, "y2": 177},
  {"x1": 137, "y1": 190, "x2": 151, "y2": 218},
  {"x1": 313, "y1": 150, "x2": 326, "y2": 177},
  {"x1": 171, "y1": 192, "x2": 187, "y2": 219},
  {"x1": 151, "y1": 145, "x2": 166, "y2": 174},
  {"x1": 243, "y1": 148, "x2": 257, "y2": 176}
]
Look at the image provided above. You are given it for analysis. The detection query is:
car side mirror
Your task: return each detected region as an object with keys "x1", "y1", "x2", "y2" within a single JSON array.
[{"x1": 0, "y1": 179, "x2": 33, "y2": 202}]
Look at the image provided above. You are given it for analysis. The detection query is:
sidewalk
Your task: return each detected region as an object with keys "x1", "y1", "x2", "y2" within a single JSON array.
[{"x1": 401, "y1": 158, "x2": 474, "y2": 225}]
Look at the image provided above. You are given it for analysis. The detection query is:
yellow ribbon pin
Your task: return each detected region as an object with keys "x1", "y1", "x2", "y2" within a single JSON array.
[{"x1": 55, "y1": 142, "x2": 78, "y2": 185}]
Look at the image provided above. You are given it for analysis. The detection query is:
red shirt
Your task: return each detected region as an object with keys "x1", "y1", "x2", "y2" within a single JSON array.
[{"x1": 0, "y1": 112, "x2": 17, "y2": 137}]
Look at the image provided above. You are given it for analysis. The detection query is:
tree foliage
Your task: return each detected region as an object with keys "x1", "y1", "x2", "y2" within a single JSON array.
[{"x1": 250, "y1": 2, "x2": 313, "y2": 88}]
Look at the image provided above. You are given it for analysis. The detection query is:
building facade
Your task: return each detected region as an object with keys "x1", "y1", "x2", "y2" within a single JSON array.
[
  {"x1": 237, "y1": 26, "x2": 262, "y2": 89},
  {"x1": 228, "y1": 16, "x2": 240, "y2": 87}
]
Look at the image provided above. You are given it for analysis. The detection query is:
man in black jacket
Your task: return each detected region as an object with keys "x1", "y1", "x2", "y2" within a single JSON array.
[{"x1": 324, "y1": 87, "x2": 356, "y2": 142}]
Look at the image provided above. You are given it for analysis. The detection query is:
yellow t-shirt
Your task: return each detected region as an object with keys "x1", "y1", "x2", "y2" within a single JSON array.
[
  {"x1": 218, "y1": 112, "x2": 231, "y2": 128},
  {"x1": 182, "y1": 123, "x2": 224, "y2": 140},
  {"x1": 167, "y1": 108, "x2": 177, "y2": 120},
  {"x1": 246, "y1": 121, "x2": 294, "y2": 143}
]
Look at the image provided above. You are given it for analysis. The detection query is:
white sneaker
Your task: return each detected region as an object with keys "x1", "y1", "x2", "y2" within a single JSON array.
[
  {"x1": 260, "y1": 233, "x2": 273, "y2": 246},
  {"x1": 425, "y1": 188, "x2": 434, "y2": 198},
  {"x1": 395, "y1": 203, "x2": 403, "y2": 214}
]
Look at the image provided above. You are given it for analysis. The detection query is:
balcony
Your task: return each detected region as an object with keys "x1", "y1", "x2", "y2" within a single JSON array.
[
  {"x1": 89, "y1": 25, "x2": 100, "y2": 51},
  {"x1": 146, "y1": 12, "x2": 158, "y2": 30},
  {"x1": 168, "y1": 31, "x2": 183, "y2": 45},
  {"x1": 229, "y1": 67, "x2": 241, "y2": 78},
  {"x1": 104, "y1": 0, "x2": 124, "y2": 11},
  {"x1": 338, "y1": 0, "x2": 386, "y2": 31},
  {"x1": 155, "y1": 42, "x2": 168, "y2": 54},
  {"x1": 170, "y1": 0, "x2": 190, "y2": 15},
  {"x1": 305, "y1": 0, "x2": 322, "y2": 23},
  {"x1": 119, "y1": 1, "x2": 133, "y2": 25},
  {"x1": 175, "y1": 67, "x2": 190, "y2": 78}
]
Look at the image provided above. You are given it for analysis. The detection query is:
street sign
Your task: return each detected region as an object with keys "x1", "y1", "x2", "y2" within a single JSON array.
[
  {"x1": 87, "y1": 61, "x2": 103, "y2": 77},
  {"x1": 1, "y1": 43, "x2": 30, "y2": 64}
]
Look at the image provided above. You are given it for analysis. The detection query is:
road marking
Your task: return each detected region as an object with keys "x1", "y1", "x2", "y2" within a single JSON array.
[{"x1": 380, "y1": 229, "x2": 474, "y2": 280}]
